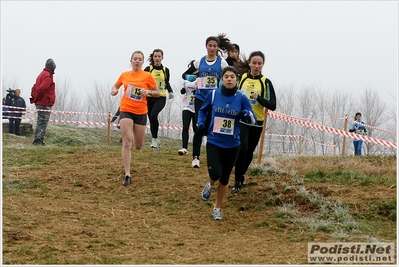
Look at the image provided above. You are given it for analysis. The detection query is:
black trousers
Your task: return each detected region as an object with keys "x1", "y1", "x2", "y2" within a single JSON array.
[
  {"x1": 9, "y1": 118, "x2": 21, "y2": 135},
  {"x1": 234, "y1": 123, "x2": 263, "y2": 183},
  {"x1": 192, "y1": 98, "x2": 211, "y2": 159},
  {"x1": 181, "y1": 110, "x2": 196, "y2": 149},
  {"x1": 147, "y1": 97, "x2": 166, "y2": 139}
]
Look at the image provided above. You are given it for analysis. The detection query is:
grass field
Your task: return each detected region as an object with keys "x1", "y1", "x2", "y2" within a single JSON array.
[{"x1": 2, "y1": 124, "x2": 397, "y2": 264}]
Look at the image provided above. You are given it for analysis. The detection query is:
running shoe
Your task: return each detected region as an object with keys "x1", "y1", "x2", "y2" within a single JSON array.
[
  {"x1": 213, "y1": 208, "x2": 222, "y2": 220},
  {"x1": 242, "y1": 176, "x2": 247, "y2": 187},
  {"x1": 231, "y1": 182, "x2": 242, "y2": 194},
  {"x1": 191, "y1": 156, "x2": 200, "y2": 168},
  {"x1": 202, "y1": 181, "x2": 213, "y2": 200},
  {"x1": 178, "y1": 148, "x2": 188, "y2": 155},
  {"x1": 123, "y1": 175, "x2": 131, "y2": 186},
  {"x1": 151, "y1": 138, "x2": 160, "y2": 148}
]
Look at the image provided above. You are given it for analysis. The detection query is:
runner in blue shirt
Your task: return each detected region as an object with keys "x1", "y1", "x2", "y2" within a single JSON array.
[
  {"x1": 182, "y1": 33, "x2": 233, "y2": 168},
  {"x1": 198, "y1": 66, "x2": 256, "y2": 220}
]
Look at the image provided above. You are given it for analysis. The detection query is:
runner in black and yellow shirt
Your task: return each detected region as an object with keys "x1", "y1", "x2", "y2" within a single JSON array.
[
  {"x1": 232, "y1": 51, "x2": 277, "y2": 194},
  {"x1": 144, "y1": 49, "x2": 174, "y2": 151}
]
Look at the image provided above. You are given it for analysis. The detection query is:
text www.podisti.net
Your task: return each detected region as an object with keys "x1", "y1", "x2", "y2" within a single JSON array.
[{"x1": 308, "y1": 242, "x2": 395, "y2": 264}]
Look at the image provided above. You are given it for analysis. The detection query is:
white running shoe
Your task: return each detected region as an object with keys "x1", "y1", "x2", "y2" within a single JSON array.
[
  {"x1": 213, "y1": 207, "x2": 222, "y2": 220},
  {"x1": 151, "y1": 138, "x2": 160, "y2": 148},
  {"x1": 178, "y1": 148, "x2": 188, "y2": 155},
  {"x1": 191, "y1": 156, "x2": 200, "y2": 168}
]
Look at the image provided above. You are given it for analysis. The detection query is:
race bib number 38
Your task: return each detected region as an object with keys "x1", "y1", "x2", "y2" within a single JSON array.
[
  {"x1": 213, "y1": 117, "x2": 234, "y2": 135},
  {"x1": 126, "y1": 85, "x2": 144, "y2": 101}
]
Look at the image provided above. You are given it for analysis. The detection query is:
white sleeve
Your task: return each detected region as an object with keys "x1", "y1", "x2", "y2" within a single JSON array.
[
  {"x1": 221, "y1": 58, "x2": 229, "y2": 69},
  {"x1": 184, "y1": 80, "x2": 197, "y2": 91},
  {"x1": 193, "y1": 58, "x2": 201, "y2": 69}
]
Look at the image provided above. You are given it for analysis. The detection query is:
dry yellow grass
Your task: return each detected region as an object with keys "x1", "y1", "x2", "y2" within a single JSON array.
[{"x1": 2, "y1": 129, "x2": 397, "y2": 264}]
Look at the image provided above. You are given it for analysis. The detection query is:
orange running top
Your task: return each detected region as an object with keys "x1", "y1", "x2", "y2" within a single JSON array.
[{"x1": 115, "y1": 70, "x2": 157, "y2": 115}]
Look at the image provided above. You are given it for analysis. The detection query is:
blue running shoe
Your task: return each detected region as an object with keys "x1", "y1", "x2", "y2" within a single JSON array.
[{"x1": 202, "y1": 181, "x2": 213, "y2": 200}]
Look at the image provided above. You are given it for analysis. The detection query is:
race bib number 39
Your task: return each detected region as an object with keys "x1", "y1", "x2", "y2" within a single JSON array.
[
  {"x1": 197, "y1": 76, "x2": 217, "y2": 90},
  {"x1": 241, "y1": 88, "x2": 258, "y2": 106},
  {"x1": 213, "y1": 117, "x2": 234, "y2": 135},
  {"x1": 126, "y1": 85, "x2": 144, "y2": 101}
]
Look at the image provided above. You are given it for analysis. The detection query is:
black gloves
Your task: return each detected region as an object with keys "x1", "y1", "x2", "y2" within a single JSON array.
[{"x1": 197, "y1": 124, "x2": 207, "y2": 135}]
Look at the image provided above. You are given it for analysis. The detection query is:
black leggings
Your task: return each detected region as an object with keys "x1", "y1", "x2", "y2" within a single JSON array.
[
  {"x1": 182, "y1": 110, "x2": 196, "y2": 149},
  {"x1": 192, "y1": 98, "x2": 211, "y2": 159},
  {"x1": 234, "y1": 123, "x2": 263, "y2": 183},
  {"x1": 147, "y1": 97, "x2": 166, "y2": 138},
  {"x1": 206, "y1": 143, "x2": 240, "y2": 186}
]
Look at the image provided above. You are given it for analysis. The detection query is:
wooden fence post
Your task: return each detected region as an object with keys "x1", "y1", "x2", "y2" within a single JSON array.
[
  {"x1": 299, "y1": 136, "x2": 303, "y2": 155},
  {"x1": 257, "y1": 109, "x2": 268, "y2": 165},
  {"x1": 107, "y1": 112, "x2": 111, "y2": 146},
  {"x1": 341, "y1": 114, "x2": 348, "y2": 156}
]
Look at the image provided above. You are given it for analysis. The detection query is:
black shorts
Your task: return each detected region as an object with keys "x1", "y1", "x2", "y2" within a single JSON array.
[{"x1": 119, "y1": 112, "x2": 147, "y2": 126}]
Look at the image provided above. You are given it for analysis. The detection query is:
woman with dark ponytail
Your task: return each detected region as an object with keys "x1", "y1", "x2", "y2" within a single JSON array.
[
  {"x1": 198, "y1": 66, "x2": 256, "y2": 220},
  {"x1": 144, "y1": 49, "x2": 174, "y2": 151},
  {"x1": 232, "y1": 51, "x2": 277, "y2": 194},
  {"x1": 181, "y1": 33, "x2": 234, "y2": 168}
]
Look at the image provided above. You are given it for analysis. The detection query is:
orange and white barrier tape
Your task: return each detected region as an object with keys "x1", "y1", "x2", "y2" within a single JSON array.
[
  {"x1": 347, "y1": 120, "x2": 396, "y2": 135},
  {"x1": 301, "y1": 136, "x2": 336, "y2": 147},
  {"x1": 158, "y1": 122, "x2": 196, "y2": 131},
  {"x1": 267, "y1": 110, "x2": 397, "y2": 148},
  {"x1": 265, "y1": 133, "x2": 301, "y2": 138},
  {"x1": 264, "y1": 134, "x2": 336, "y2": 147},
  {"x1": 3, "y1": 105, "x2": 396, "y2": 148}
]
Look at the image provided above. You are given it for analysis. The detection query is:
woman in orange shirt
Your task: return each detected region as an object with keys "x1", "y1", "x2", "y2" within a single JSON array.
[{"x1": 111, "y1": 50, "x2": 160, "y2": 186}]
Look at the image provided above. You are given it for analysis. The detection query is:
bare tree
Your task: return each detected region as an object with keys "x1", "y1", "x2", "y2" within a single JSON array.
[
  {"x1": 86, "y1": 81, "x2": 120, "y2": 128},
  {"x1": 324, "y1": 90, "x2": 355, "y2": 155},
  {"x1": 296, "y1": 86, "x2": 319, "y2": 154},
  {"x1": 2, "y1": 78, "x2": 20, "y2": 99},
  {"x1": 356, "y1": 89, "x2": 392, "y2": 155},
  {"x1": 51, "y1": 77, "x2": 84, "y2": 124},
  {"x1": 269, "y1": 84, "x2": 298, "y2": 154}
]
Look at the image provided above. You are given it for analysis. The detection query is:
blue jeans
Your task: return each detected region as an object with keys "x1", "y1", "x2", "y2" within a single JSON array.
[
  {"x1": 33, "y1": 105, "x2": 52, "y2": 144},
  {"x1": 353, "y1": 140, "x2": 363, "y2": 156}
]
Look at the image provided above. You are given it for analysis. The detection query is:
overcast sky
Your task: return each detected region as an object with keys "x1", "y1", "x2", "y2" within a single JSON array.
[{"x1": 1, "y1": 1, "x2": 398, "y2": 108}]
